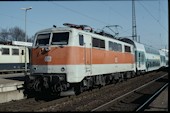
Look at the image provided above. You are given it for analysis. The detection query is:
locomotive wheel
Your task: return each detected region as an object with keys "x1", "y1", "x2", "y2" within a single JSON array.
[
  {"x1": 131, "y1": 71, "x2": 135, "y2": 78},
  {"x1": 33, "y1": 79, "x2": 43, "y2": 92}
]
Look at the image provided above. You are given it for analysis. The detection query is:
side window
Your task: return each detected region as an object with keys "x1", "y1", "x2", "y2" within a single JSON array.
[
  {"x1": 92, "y1": 38, "x2": 105, "y2": 49},
  {"x1": 79, "y1": 35, "x2": 84, "y2": 46},
  {"x1": 51, "y1": 32, "x2": 69, "y2": 45},
  {"x1": 109, "y1": 41, "x2": 113, "y2": 51},
  {"x1": 113, "y1": 42, "x2": 118, "y2": 51},
  {"x1": 117, "y1": 43, "x2": 122, "y2": 52},
  {"x1": 124, "y1": 45, "x2": 131, "y2": 53},
  {"x1": 100, "y1": 39, "x2": 105, "y2": 49},
  {"x1": 12, "y1": 49, "x2": 19, "y2": 55},
  {"x1": 109, "y1": 41, "x2": 122, "y2": 52},
  {"x1": 92, "y1": 38, "x2": 99, "y2": 48},
  {"x1": 2, "y1": 48, "x2": 9, "y2": 55}
]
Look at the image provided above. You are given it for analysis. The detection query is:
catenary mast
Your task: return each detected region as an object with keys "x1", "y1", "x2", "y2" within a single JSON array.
[{"x1": 132, "y1": 0, "x2": 137, "y2": 41}]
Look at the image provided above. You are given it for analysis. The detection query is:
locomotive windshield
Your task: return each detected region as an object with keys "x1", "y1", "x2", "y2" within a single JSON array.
[
  {"x1": 35, "y1": 32, "x2": 69, "y2": 46},
  {"x1": 35, "y1": 33, "x2": 51, "y2": 46},
  {"x1": 51, "y1": 32, "x2": 69, "y2": 45}
]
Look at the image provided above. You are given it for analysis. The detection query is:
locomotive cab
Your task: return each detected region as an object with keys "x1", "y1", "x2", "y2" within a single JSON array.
[
  {"x1": 29, "y1": 28, "x2": 68, "y2": 93},
  {"x1": 26, "y1": 27, "x2": 89, "y2": 95}
]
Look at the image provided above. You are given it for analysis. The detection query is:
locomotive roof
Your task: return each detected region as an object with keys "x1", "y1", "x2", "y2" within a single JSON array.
[
  {"x1": 35, "y1": 27, "x2": 133, "y2": 47},
  {"x1": 37, "y1": 27, "x2": 114, "y2": 37},
  {"x1": 0, "y1": 44, "x2": 25, "y2": 48},
  {"x1": 36, "y1": 27, "x2": 72, "y2": 33}
]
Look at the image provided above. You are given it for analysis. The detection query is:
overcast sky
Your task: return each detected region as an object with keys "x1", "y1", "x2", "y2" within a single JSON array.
[{"x1": 0, "y1": 0, "x2": 168, "y2": 49}]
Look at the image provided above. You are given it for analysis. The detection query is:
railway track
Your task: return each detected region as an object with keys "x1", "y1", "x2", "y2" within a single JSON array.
[
  {"x1": 91, "y1": 73, "x2": 168, "y2": 111},
  {"x1": 136, "y1": 83, "x2": 168, "y2": 112},
  {"x1": 0, "y1": 70, "x2": 168, "y2": 112}
]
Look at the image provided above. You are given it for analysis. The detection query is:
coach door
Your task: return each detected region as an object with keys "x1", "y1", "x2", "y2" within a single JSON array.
[{"x1": 80, "y1": 34, "x2": 92, "y2": 76}]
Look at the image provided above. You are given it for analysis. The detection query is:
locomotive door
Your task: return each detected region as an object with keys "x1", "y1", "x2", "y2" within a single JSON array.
[{"x1": 82, "y1": 34, "x2": 92, "y2": 76}]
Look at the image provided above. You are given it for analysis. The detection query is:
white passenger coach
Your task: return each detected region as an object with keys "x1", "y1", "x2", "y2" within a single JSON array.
[{"x1": 0, "y1": 41, "x2": 32, "y2": 73}]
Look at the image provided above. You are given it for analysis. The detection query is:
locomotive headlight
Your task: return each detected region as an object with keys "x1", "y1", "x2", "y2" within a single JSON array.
[
  {"x1": 45, "y1": 47, "x2": 51, "y2": 51},
  {"x1": 61, "y1": 67, "x2": 65, "y2": 72},
  {"x1": 31, "y1": 66, "x2": 37, "y2": 72}
]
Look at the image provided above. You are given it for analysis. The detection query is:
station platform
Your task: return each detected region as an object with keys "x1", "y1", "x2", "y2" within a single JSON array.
[
  {"x1": 0, "y1": 74, "x2": 25, "y2": 103},
  {"x1": 145, "y1": 87, "x2": 168, "y2": 111},
  {"x1": 0, "y1": 78, "x2": 23, "y2": 92}
]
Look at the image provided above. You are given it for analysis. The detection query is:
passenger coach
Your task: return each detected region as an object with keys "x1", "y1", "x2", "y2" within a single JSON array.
[
  {"x1": 0, "y1": 42, "x2": 30, "y2": 73},
  {"x1": 121, "y1": 38, "x2": 168, "y2": 73}
]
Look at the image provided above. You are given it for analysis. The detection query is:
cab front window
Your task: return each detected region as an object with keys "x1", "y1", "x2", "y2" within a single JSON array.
[
  {"x1": 35, "y1": 33, "x2": 51, "y2": 46},
  {"x1": 51, "y1": 32, "x2": 69, "y2": 45}
]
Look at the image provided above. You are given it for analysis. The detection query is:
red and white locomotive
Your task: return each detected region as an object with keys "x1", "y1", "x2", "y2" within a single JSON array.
[{"x1": 25, "y1": 23, "x2": 167, "y2": 95}]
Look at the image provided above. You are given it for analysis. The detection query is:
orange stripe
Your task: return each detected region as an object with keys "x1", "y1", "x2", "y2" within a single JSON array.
[{"x1": 31, "y1": 47, "x2": 135, "y2": 65}]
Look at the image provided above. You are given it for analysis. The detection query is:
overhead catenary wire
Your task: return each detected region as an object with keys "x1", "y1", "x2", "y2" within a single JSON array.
[
  {"x1": 49, "y1": 1, "x2": 109, "y2": 26},
  {"x1": 0, "y1": 1, "x2": 167, "y2": 50},
  {"x1": 0, "y1": 13, "x2": 49, "y2": 29},
  {"x1": 50, "y1": 1, "x2": 141, "y2": 39},
  {"x1": 102, "y1": 1, "x2": 160, "y2": 41},
  {"x1": 138, "y1": 1, "x2": 168, "y2": 32}
]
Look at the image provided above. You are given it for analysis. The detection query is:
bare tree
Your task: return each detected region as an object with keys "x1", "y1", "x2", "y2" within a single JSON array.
[
  {"x1": 9, "y1": 26, "x2": 26, "y2": 41},
  {"x1": 0, "y1": 28, "x2": 10, "y2": 41},
  {"x1": 0, "y1": 26, "x2": 34, "y2": 43},
  {"x1": 27, "y1": 35, "x2": 34, "y2": 43}
]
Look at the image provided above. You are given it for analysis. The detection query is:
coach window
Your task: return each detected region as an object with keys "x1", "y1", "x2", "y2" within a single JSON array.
[
  {"x1": 163, "y1": 57, "x2": 165, "y2": 63},
  {"x1": 139, "y1": 53, "x2": 140, "y2": 59},
  {"x1": 2, "y1": 48, "x2": 9, "y2": 55},
  {"x1": 12, "y1": 49, "x2": 19, "y2": 55},
  {"x1": 141, "y1": 53, "x2": 144, "y2": 63},
  {"x1": 21, "y1": 50, "x2": 24, "y2": 55},
  {"x1": 79, "y1": 34, "x2": 84, "y2": 46}
]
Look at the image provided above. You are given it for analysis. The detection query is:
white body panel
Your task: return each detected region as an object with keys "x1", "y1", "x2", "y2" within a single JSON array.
[
  {"x1": 133, "y1": 41, "x2": 147, "y2": 71},
  {"x1": 32, "y1": 27, "x2": 136, "y2": 83},
  {"x1": 32, "y1": 63, "x2": 135, "y2": 83},
  {"x1": 159, "y1": 50, "x2": 166, "y2": 67},
  {"x1": 0, "y1": 45, "x2": 29, "y2": 63},
  {"x1": 145, "y1": 53, "x2": 160, "y2": 71}
]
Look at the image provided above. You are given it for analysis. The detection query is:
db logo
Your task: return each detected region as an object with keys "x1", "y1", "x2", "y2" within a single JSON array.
[{"x1": 44, "y1": 56, "x2": 52, "y2": 62}]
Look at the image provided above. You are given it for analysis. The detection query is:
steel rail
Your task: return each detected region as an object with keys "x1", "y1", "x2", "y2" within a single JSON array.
[
  {"x1": 91, "y1": 73, "x2": 168, "y2": 111},
  {"x1": 135, "y1": 82, "x2": 168, "y2": 111}
]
